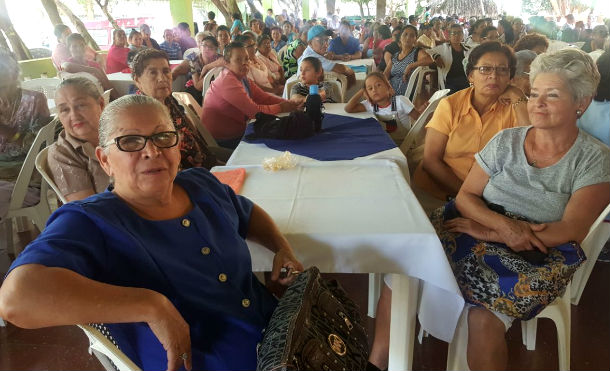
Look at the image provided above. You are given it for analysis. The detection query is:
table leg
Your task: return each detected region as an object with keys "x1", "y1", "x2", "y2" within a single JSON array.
[
  {"x1": 388, "y1": 274, "x2": 419, "y2": 371},
  {"x1": 368, "y1": 273, "x2": 382, "y2": 318}
]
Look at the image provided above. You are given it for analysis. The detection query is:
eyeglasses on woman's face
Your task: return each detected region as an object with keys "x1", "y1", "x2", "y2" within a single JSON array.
[
  {"x1": 474, "y1": 65, "x2": 510, "y2": 76},
  {"x1": 105, "y1": 131, "x2": 179, "y2": 152}
]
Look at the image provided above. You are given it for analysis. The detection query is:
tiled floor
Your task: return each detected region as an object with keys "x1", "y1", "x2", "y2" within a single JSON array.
[{"x1": 1, "y1": 231, "x2": 609, "y2": 370}]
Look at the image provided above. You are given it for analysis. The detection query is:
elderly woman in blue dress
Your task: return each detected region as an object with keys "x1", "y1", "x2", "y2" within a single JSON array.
[
  {"x1": 0, "y1": 95, "x2": 303, "y2": 371},
  {"x1": 434, "y1": 48, "x2": 609, "y2": 370}
]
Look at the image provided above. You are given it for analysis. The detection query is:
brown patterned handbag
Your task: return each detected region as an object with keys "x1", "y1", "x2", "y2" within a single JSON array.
[{"x1": 256, "y1": 266, "x2": 369, "y2": 371}]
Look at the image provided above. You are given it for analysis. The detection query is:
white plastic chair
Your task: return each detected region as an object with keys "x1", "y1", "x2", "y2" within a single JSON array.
[
  {"x1": 570, "y1": 204, "x2": 610, "y2": 305},
  {"x1": 4, "y1": 119, "x2": 62, "y2": 256},
  {"x1": 446, "y1": 203, "x2": 610, "y2": 371},
  {"x1": 283, "y1": 74, "x2": 299, "y2": 99},
  {"x1": 183, "y1": 47, "x2": 199, "y2": 61},
  {"x1": 404, "y1": 66, "x2": 434, "y2": 104},
  {"x1": 35, "y1": 147, "x2": 68, "y2": 204},
  {"x1": 20, "y1": 78, "x2": 61, "y2": 98},
  {"x1": 277, "y1": 44, "x2": 289, "y2": 62},
  {"x1": 173, "y1": 91, "x2": 202, "y2": 118},
  {"x1": 102, "y1": 89, "x2": 112, "y2": 106},
  {"x1": 58, "y1": 71, "x2": 104, "y2": 94},
  {"x1": 201, "y1": 67, "x2": 223, "y2": 102},
  {"x1": 173, "y1": 93, "x2": 219, "y2": 148},
  {"x1": 78, "y1": 324, "x2": 141, "y2": 371},
  {"x1": 323, "y1": 71, "x2": 348, "y2": 102},
  {"x1": 398, "y1": 88, "x2": 450, "y2": 156}
]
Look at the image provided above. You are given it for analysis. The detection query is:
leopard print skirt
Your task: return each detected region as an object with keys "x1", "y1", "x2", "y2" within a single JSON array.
[{"x1": 431, "y1": 200, "x2": 586, "y2": 320}]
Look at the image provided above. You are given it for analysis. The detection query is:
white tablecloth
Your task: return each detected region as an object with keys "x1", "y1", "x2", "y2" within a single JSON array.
[
  {"x1": 228, "y1": 104, "x2": 410, "y2": 181},
  {"x1": 211, "y1": 160, "x2": 464, "y2": 346}
]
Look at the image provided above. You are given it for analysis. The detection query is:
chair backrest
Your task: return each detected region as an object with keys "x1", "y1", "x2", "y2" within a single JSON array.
[
  {"x1": 35, "y1": 147, "x2": 68, "y2": 204},
  {"x1": 324, "y1": 71, "x2": 348, "y2": 103},
  {"x1": 283, "y1": 74, "x2": 299, "y2": 99},
  {"x1": 102, "y1": 89, "x2": 112, "y2": 106},
  {"x1": 404, "y1": 66, "x2": 433, "y2": 103},
  {"x1": 20, "y1": 78, "x2": 61, "y2": 98},
  {"x1": 173, "y1": 93, "x2": 218, "y2": 148},
  {"x1": 202, "y1": 67, "x2": 223, "y2": 102},
  {"x1": 173, "y1": 92, "x2": 202, "y2": 117},
  {"x1": 78, "y1": 324, "x2": 141, "y2": 371},
  {"x1": 58, "y1": 71, "x2": 104, "y2": 94},
  {"x1": 183, "y1": 47, "x2": 199, "y2": 60},
  {"x1": 277, "y1": 44, "x2": 289, "y2": 62},
  {"x1": 399, "y1": 88, "x2": 450, "y2": 155},
  {"x1": 570, "y1": 203, "x2": 610, "y2": 305},
  {"x1": 7, "y1": 118, "x2": 62, "y2": 230}
]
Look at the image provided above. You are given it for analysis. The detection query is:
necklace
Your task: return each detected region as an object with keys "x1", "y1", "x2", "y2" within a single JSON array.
[{"x1": 527, "y1": 136, "x2": 573, "y2": 168}]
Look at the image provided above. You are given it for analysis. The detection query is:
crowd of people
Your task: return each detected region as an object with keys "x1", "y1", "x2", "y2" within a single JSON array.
[{"x1": 1, "y1": 8, "x2": 610, "y2": 371}]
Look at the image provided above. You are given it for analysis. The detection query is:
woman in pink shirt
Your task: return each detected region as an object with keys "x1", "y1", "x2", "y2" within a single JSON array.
[
  {"x1": 201, "y1": 41, "x2": 301, "y2": 149},
  {"x1": 105, "y1": 29, "x2": 130, "y2": 74}
]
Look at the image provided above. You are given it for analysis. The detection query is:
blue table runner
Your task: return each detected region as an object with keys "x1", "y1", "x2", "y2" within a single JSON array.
[{"x1": 243, "y1": 113, "x2": 395, "y2": 161}]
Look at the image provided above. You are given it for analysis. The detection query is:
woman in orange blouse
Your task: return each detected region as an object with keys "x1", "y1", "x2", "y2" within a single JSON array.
[{"x1": 412, "y1": 42, "x2": 529, "y2": 207}]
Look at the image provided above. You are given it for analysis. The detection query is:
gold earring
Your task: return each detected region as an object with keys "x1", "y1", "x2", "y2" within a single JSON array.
[{"x1": 469, "y1": 82, "x2": 474, "y2": 87}]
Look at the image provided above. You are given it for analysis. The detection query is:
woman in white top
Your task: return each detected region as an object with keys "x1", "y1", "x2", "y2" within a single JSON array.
[{"x1": 428, "y1": 24, "x2": 471, "y2": 94}]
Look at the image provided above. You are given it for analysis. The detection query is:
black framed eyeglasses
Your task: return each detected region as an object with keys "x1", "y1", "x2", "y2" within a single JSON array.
[
  {"x1": 105, "y1": 131, "x2": 179, "y2": 152},
  {"x1": 474, "y1": 65, "x2": 510, "y2": 76}
]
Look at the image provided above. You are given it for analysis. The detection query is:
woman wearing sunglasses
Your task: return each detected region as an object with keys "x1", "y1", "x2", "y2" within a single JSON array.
[
  {"x1": 411, "y1": 41, "x2": 529, "y2": 212},
  {"x1": 0, "y1": 95, "x2": 303, "y2": 371}
]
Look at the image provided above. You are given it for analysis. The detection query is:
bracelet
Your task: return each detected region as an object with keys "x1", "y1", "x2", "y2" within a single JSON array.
[{"x1": 512, "y1": 96, "x2": 528, "y2": 107}]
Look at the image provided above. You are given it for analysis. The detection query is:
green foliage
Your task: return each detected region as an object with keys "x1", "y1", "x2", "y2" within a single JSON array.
[{"x1": 521, "y1": 0, "x2": 552, "y2": 16}]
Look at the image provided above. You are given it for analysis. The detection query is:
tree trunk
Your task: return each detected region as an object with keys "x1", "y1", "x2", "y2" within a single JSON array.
[
  {"x1": 245, "y1": 0, "x2": 258, "y2": 17},
  {"x1": 55, "y1": 0, "x2": 100, "y2": 50},
  {"x1": 325, "y1": 0, "x2": 335, "y2": 16},
  {"x1": 94, "y1": 0, "x2": 120, "y2": 30},
  {"x1": 210, "y1": 0, "x2": 241, "y2": 25},
  {"x1": 358, "y1": 2, "x2": 364, "y2": 18},
  {"x1": 376, "y1": 0, "x2": 386, "y2": 19},
  {"x1": 40, "y1": 0, "x2": 63, "y2": 25},
  {"x1": 85, "y1": 0, "x2": 94, "y2": 19},
  {"x1": 0, "y1": 0, "x2": 32, "y2": 60},
  {"x1": 0, "y1": 30, "x2": 10, "y2": 50}
]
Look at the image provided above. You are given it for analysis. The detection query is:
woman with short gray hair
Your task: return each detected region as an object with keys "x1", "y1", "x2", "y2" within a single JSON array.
[
  {"x1": 0, "y1": 94, "x2": 303, "y2": 371},
  {"x1": 48, "y1": 77, "x2": 110, "y2": 201},
  {"x1": 431, "y1": 47, "x2": 609, "y2": 370}
]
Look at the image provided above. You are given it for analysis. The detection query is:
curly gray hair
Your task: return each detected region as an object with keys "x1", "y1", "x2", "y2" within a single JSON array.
[
  {"x1": 98, "y1": 94, "x2": 172, "y2": 150},
  {"x1": 529, "y1": 48, "x2": 600, "y2": 102}
]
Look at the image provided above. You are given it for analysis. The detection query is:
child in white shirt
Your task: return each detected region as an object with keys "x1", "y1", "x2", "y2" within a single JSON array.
[{"x1": 345, "y1": 72, "x2": 425, "y2": 144}]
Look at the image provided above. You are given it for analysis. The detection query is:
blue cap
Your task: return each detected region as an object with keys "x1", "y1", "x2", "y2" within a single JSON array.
[
  {"x1": 307, "y1": 25, "x2": 333, "y2": 41},
  {"x1": 309, "y1": 84, "x2": 319, "y2": 95}
]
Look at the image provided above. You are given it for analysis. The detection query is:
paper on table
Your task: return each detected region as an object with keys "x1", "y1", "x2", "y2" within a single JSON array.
[{"x1": 212, "y1": 168, "x2": 246, "y2": 194}]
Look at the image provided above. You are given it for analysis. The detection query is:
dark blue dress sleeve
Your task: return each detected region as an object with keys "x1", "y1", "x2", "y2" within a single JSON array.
[{"x1": 6, "y1": 206, "x2": 107, "y2": 280}]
